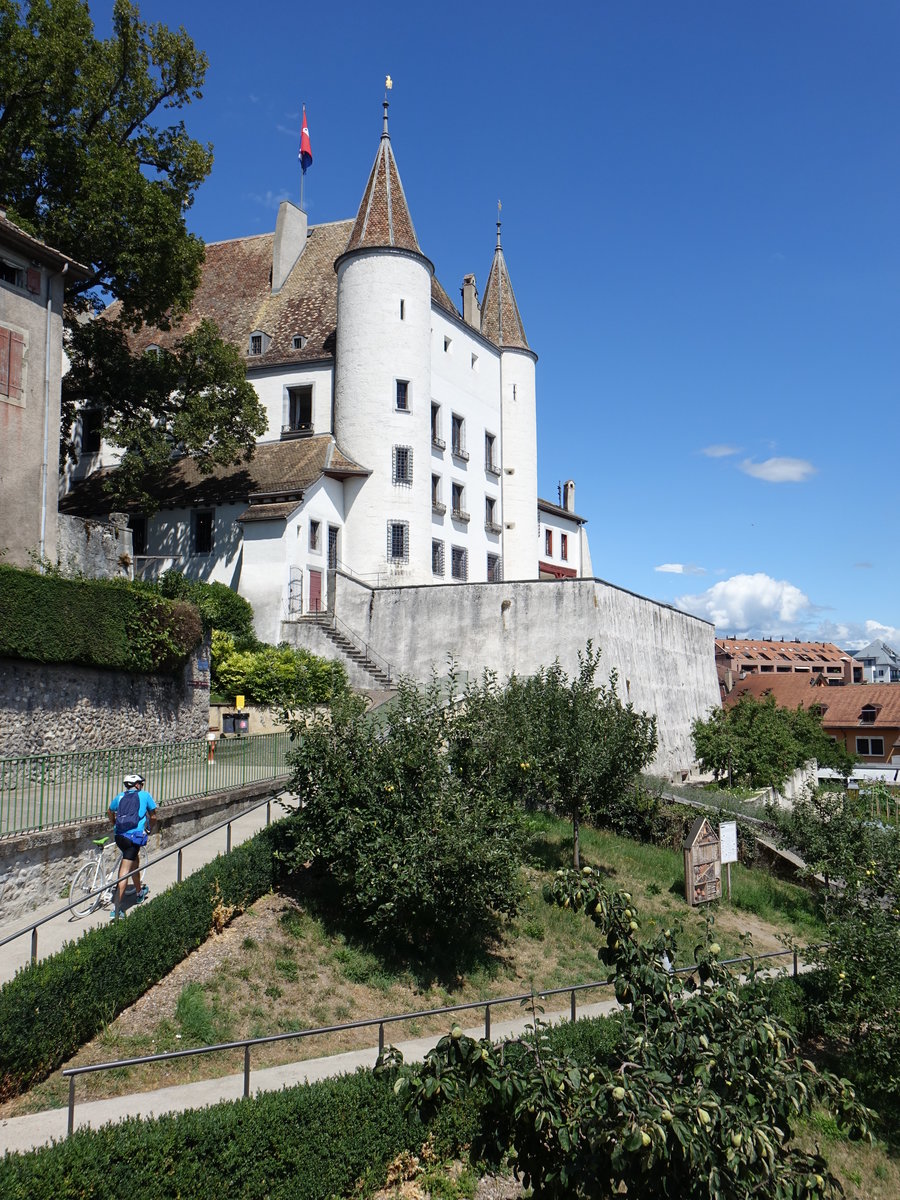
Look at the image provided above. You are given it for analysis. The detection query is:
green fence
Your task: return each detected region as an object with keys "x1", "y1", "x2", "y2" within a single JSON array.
[{"x1": 0, "y1": 732, "x2": 294, "y2": 836}]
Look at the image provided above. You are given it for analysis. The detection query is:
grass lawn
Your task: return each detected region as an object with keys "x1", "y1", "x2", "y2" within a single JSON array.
[{"x1": 2, "y1": 812, "x2": 823, "y2": 1118}]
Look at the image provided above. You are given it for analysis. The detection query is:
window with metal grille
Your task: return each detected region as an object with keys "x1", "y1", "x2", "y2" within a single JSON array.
[
  {"x1": 396, "y1": 379, "x2": 409, "y2": 410},
  {"x1": 451, "y1": 546, "x2": 468, "y2": 580},
  {"x1": 487, "y1": 554, "x2": 503, "y2": 582},
  {"x1": 393, "y1": 445, "x2": 413, "y2": 485},
  {"x1": 387, "y1": 521, "x2": 409, "y2": 563},
  {"x1": 328, "y1": 525, "x2": 338, "y2": 569},
  {"x1": 432, "y1": 539, "x2": 445, "y2": 576}
]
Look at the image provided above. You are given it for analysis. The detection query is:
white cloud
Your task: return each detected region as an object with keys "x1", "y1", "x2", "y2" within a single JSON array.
[
  {"x1": 739, "y1": 457, "x2": 817, "y2": 483},
  {"x1": 248, "y1": 188, "x2": 291, "y2": 210},
  {"x1": 701, "y1": 444, "x2": 741, "y2": 458},
  {"x1": 654, "y1": 563, "x2": 706, "y2": 576},
  {"x1": 676, "y1": 572, "x2": 811, "y2": 633}
]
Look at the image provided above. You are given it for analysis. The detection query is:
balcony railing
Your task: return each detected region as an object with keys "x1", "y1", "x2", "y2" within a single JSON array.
[
  {"x1": 281, "y1": 422, "x2": 313, "y2": 439},
  {"x1": 452, "y1": 508, "x2": 470, "y2": 523},
  {"x1": 431, "y1": 434, "x2": 446, "y2": 450},
  {"x1": 432, "y1": 500, "x2": 447, "y2": 515},
  {"x1": 485, "y1": 459, "x2": 500, "y2": 476},
  {"x1": 451, "y1": 443, "x2": 469, "y2": 461},
  {"x1": 485, "y1": 520, "x2": 502, "y2": 534}
]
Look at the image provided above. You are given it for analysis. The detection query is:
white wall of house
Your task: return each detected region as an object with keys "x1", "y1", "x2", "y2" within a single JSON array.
[
  {"x1": 499, "y1": 347, "x2": 539, "y2": 580},
  {"x1": 250, "y1": 361, "x2": 334, "y2": 440},
  {"x1": 138, "y1": 502, "x2": 244, "y2": 588},
  {"x1": 283, "y1": 475, "x2": 345, "y2": 612},
  {"x1": 539, "y1": 509, "x2": 585, "y2": 576}
]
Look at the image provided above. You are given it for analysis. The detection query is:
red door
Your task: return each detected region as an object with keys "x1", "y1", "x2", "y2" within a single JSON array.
[{"x1": 308, "y1": 569, "x2": 322, "y2": 612}]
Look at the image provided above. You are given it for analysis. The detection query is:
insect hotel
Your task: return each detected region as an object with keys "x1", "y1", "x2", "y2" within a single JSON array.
[{"x1": 683, "y1": 816, "x2": 722, "y2": 905}]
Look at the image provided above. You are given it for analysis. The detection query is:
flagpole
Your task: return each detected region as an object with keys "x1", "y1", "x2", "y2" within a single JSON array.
[{"x1": 299, "y1": 101, "x2": 305, "y2": 212}]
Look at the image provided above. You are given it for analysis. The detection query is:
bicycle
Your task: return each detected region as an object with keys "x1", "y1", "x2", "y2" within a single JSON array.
[{"x1": 69, "y1": 836, "x2": 122, "y2": 917}]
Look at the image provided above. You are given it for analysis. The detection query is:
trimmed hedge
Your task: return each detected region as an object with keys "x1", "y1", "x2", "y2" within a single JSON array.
[
  {"x1": 0, "y1": 824, "x2": 286, "y2": 1100},
  {"x1": 0, "y1": 1015, "x2": 623, "y2": 1196},
  {"x1": 0, "y1": 564, "x2": 202, "y2": 673}
]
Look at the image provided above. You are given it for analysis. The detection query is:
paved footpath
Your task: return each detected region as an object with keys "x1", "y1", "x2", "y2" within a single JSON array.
[
  {"x1": 0, "y1": 790, "x2": 299, "y2": 985},
  {"x1": 0, "y1": 997, "x2": 621, "y2": 1156}
]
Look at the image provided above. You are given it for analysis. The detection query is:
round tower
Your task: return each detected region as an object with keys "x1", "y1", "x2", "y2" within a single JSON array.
[
  {"x1": 334, "y1": 101, "x2": 434, "y2": 585},
  {"x1": 480, "y1": 220, "x2": 538, "y2": 581}
]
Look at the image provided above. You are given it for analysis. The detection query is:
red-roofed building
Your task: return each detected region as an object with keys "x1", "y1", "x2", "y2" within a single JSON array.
[{"x1": 716, "y1": 637, "x2": 860, "y2": 698}]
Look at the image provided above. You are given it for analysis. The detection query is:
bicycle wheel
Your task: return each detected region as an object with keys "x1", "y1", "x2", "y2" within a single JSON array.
[{"x1": 70, "y1": 861, "x2": 102, "y2": 917}]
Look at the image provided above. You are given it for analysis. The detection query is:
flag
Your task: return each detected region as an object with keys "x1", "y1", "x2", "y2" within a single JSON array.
[{"x1": 299, "y1": 106, "x2": 313, "y2": 173}]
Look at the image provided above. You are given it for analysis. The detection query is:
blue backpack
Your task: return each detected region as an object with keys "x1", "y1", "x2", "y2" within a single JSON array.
[{"x1": 115, "y1": 790, "x2": 145, "y2": 842}]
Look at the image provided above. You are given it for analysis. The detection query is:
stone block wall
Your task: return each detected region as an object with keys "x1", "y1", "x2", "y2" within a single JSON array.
[
  {"x1": 57, "y1": 512, "x2": 133, "y2": 580},
  {"x1": 0, "y1": 651, "x2": 210, "y2": 758}
]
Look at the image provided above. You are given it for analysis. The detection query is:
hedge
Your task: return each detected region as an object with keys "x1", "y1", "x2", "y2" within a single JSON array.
[
  {"x1": 0, "y1": 564, "x2": 202, "y2": 673},
  {"x1": 0, "y1": 1014, "x2": 625, "y2": 1197},
  {"x1": 0, "y1": 823, "x2": 286, "y2": 1100}
]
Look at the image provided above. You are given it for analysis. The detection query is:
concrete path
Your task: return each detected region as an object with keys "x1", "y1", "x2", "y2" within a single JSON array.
[
  {"x1": 0, "y1": 792, "x2": 298, "y2": 985},
  {"x1": 0, "y1": 998, "x2": 621, "y2": 1156}
]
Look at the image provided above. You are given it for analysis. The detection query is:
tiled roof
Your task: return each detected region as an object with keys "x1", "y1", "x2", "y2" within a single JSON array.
[
  {"x1": 725, "y1": 675, "x2": 900, "y2": 726},
  {"x1": 344, "y1": 103, "x2": 421, "y2": 257},
  {"x1": 480, "y1": 223, "x2": 529, "y2": 351},
  {"x1": 716, "y1": 638, "x2": 848, "y2": 666},
  {"x1": 60, "y1": 436, "x2": 368, "y2": 515},
  {"x1": 0, "y1": 209, "x2": 89, "y2": 276}
]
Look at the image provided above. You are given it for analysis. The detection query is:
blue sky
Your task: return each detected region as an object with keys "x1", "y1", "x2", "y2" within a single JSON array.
[{"x1": 93, "y1": 1, "x2": 899, "y2": 648}]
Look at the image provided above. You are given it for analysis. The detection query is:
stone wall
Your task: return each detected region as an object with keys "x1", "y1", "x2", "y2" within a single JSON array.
[
  {"x1": 57, "y1": 512, "x2": 133, "y2": 579},
  {"x1": 283, "y1": 571, "x2": 721, "y2": 778},
  {"x1": 0, "y1": 650, "x2": 210, "y2": 758}
]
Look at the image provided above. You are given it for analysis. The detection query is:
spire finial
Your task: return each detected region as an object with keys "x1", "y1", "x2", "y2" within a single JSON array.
[
  {"x1": 382, "y1": 75, "x2": 392, "y2": 137},
  {"x1": 496, "y1": 199, "x2": 502, "y2": 248}
]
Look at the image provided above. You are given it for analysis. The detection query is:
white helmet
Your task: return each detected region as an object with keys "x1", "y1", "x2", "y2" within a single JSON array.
[{"x1": 123, "y1": 773, "x2": 144, "y2": 788}]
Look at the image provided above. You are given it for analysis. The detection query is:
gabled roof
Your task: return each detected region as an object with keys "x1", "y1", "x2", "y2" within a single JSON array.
[
  {"x1": 538, "y1": 498, "x2": 588, "y2": 525},
  {"x1": 343, "y1": 102, "x2": 422, "y2": 257},
  {"x1": 0, "y1": 209, "x2": 90, "y2": 277},
  {"x1": 59, "y1": 436, "x2": 368, "y2": 515},
  {"x1": 724, "y1": 675, "x2": 900, "y2": 726},
  {"x1": 852, "y1": 639, "x2": 900, "y2": 667},
  {"x1": 480, "y1": 221, "x2": 529, "y2": 351},
  {"x1": 716, "y1": 638, "x2": 848, "y2": 666}
]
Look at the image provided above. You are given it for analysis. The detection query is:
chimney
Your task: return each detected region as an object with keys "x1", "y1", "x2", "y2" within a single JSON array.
[
  {"x1": 562, "y1": 479, "x2": 575, "y2": 513},
  {"x1": 461, "y1": 274, "x2": 480, "y2": 328},
  {"x1": 272, "y1": 201, "x2": 307, "y2": 293}
]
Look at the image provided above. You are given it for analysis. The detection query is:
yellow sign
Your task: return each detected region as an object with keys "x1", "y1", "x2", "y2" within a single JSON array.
[{"x1": 235, "y1": 695, "x2": 245, "y2": 710}]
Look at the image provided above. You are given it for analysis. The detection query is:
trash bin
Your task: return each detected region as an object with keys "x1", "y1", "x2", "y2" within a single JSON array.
[
  {"x1": 237, "y1": 712, "x2": 250, "y2": 735},
  {"x1": 222, "y1": 713, "x2": 236, "y2": 735}
]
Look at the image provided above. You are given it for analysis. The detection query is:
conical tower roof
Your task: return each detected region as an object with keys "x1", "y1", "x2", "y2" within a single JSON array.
[
  {"x1": 480, "y1": 220, "x2": 530, "y2": 351},
  {"x1": 344, "y1": 101, "x2": 422, "y2": 256}
]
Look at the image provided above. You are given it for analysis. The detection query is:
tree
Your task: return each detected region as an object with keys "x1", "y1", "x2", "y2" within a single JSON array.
[
  {"x1": 0, "y1": 0, "x2": 267, "y2": 496},
  {"x1": 451, "y1": 646, "x2": 658, "y2": 868},
  {"x1": 691, "y1": 693, "x2": 854, "y2": 791},
  {"x1": 280, "y1": 677, "x2": 525, "y2": 964},
  {"x1": 387, "y1": 869, "x2": 873, "y2": 1199},
  {"x1": 211, "y1": 631, "x2": 348, "y2": 709}
]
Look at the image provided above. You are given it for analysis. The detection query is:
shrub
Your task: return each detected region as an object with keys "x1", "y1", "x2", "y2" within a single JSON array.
[
  {"x1": 0, "y1": 563, "x2": 201, "y2": 674},
  {"x1": 146, "y1": 570, "x2": 257, "y2": 644},
  {"x1": 212, "y1": 630, "x2": 348, "y2": 708},
  {"x1": 0, "y1": 824, "x2": 286, "y2": 1100}
]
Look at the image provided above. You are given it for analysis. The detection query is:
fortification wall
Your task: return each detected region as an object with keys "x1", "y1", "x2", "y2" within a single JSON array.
[{"x1": 283, "y1": 572, "x2": 720, "y2": 777}]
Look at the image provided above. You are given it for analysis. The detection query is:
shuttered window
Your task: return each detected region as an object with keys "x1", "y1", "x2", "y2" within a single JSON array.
[{"x1": 0, "y1": 326, "x2": 25, "y2": 404}]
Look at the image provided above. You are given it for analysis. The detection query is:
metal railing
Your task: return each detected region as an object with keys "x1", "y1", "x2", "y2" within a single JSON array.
[
  {"x1": 0, "y1": 791, "x2": 294, "y2": 964},
  {"x1": 310, "y1": 610, "x2": 393, "y2": 684},
  {"x1": 61, "y1": 945, "x2": 806, "y2": 1137},
  {"x1": 0, "y1": 732, "x2": 293, "y2": 837}
]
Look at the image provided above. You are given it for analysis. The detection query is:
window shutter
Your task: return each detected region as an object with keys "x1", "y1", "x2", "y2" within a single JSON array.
[
  {"x1": 8, "y1": 332, "x2": 24, "y2": 402},
  {"x1": 26, "y1": 268, "x2": 41, "y2": 295},
  {"x1": 0, "y1": 327, "x2": 9, "y2": 397}
]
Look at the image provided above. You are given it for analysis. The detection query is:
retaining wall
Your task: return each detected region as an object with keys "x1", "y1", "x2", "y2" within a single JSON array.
[
  {"x1": 283, "y1": 571, "x2": 720, "y2": 777},
  {"x1": 0, "y1": 779, "x2": 288, "y2": 921},
  {"x1": 0, "y1": 650, "x2": 210, "y2": 758}
]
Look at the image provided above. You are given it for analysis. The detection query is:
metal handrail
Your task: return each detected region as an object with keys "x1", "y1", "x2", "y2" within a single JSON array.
[
  {"x1": 312, "y1": 610, "x2": 393, "y2": 683},
  {"x1": 60, "y1": 944, "x2": 808, "y2": 1137},
  {"x1": 0, "y1": 790, "x2": 295, "y2": 962}
]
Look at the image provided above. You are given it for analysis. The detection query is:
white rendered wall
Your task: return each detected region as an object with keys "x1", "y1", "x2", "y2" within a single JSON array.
[
  {"x1": 499, "y1": 348, "x2": 539, "y2": 580},
  {"x1": 282, "y1": 476, "x2": 345, "y2": 611},
  {"x1": 139, "y1": 503, "x2": 244, "y2": 590},
  {"x1": 430, "y1": 310, "x2": 503, "y2": 582},
  {"x1": 283, "y1": 571, "x2": 721, "y2": 777},
  {"x1": 538, "y1": 509, "x2": 585, "y2": 576},
  {"x1": 240, "y1": 519, "x2": 289, "y2": 643},
  {"x1": 250, "y1": 361, "x2": 333, "y2": 440},
  {"x1": 334, "y1": 249, "x2": 433, "y2": 584}
]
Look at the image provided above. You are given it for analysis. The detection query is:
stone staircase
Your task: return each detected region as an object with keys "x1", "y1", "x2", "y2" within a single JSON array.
[{"x1": 306, "y1": 612, "x2": 393, "y2": 688}]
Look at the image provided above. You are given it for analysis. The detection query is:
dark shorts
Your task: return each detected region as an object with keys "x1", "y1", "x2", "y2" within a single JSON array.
[{"x1": 115, "y1": 833, "x2": 141, "y2": 861}]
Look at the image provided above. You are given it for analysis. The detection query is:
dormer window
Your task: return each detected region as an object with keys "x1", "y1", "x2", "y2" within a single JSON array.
[
  {"x1": 145, "y1": 343, "x2": 162, "y2": 358},
  {"x1": 248, "y1": 330, "x2": 270, "y2": 357},
  {"x1": 292, "y1": 334, "x2": 307, "y2": 351},
  {"x1": 860, "y1": 705, "x2": 878, "y2": 725}
]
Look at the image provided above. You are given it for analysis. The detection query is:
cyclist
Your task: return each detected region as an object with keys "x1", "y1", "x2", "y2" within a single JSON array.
[{"x1": 108, "y1": 772, "x2": 157, "y2": 918}]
